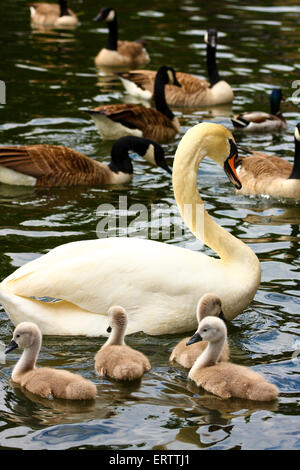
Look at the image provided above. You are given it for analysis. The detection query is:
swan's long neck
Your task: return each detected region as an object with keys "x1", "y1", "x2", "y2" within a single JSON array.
[
  {"x1": 103, "y1": 324, "x2": 126, "y2": 348},
  {"x1": 172, "y1": 125, "x2": 255, "y2": 265},
  {"x1": 191, "y1": 335, "x2": 225, "y2": 373},
  {"x1": 12, "y1": 339, "x2": 41, "y2": 381}
]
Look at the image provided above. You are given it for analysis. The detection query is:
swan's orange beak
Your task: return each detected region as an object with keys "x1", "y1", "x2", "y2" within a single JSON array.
[{"x1": 224, "y1": 140, "x2": 242, "y2": 190}]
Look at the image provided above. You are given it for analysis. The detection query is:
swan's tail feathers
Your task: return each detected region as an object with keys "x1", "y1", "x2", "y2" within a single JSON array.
[
  {"x1": 248, "y1": 381, "x2": 279, "y2": 402},
  {"x1": 65, "y1": 380, "x2": 97, "y2": 400},
  {"x1": 231, "y1": 116, "x2": 249, "y2": 129},
  {"x1": 113, "y1": 363, "x2": 144, "y2": 381}
]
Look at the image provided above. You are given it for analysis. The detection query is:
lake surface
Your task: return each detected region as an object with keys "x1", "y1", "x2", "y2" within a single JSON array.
[{"x1": 0, "y1": 0, "x2": 299, "y2": 451}]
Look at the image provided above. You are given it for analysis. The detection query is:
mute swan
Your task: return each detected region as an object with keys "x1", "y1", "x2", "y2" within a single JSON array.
[
  {"x1": 5, "y1": 322, "x2": 97, "y2": 399},
  {"x1": 94, "y1": 306, "x2": 151, "y2": 380},
  {"x1": 119, "y1": 29, "x2": 233, "y2": 107},
  {"x1": 187, "y1": 317, "x2": 279, "y2": 401},
  {"x1": 0, "y1": 123, "x2": 261, "y2": 336},
  {"x1": 86, "y1": 66, "x2": 181, "y2": 142},
  {"x1": 231, "y1": 89, "x2": 286, "y2": 132},
  {"x1": 94, "y1": 7, "x2": 149, "y2": 67},
  {"x1": 0, "y1": 136, "x2": 171, "y2": 187},
  {"x1": 29, "y1": 0, "x2": 79, "y2": 27},
  {"x1": 235, "y1": 124, "x2": 300, "y2": 199},
  {"x1": 170, "y1": 293, "x2": 229, "y2": 368}
]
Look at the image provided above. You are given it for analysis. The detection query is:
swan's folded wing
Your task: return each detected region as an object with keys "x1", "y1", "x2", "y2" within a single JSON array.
[{"x1": 1, "y1": 238, "x2": 205, "y2": 317}]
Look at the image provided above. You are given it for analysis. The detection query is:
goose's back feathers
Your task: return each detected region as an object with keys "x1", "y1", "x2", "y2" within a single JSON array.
[
  {"x1": 95, "y1": 344, "x2": 151, "y2": 381},
  {"x1": 119, "y1": 70, "x2": 233, "y2": 107},
  {"x1": 238, "y1": 152, "x2": 292, "y2": 179},
  {"x1": 236, "y1": 152, "x2": 300, "y2": 198},
  {"x1": 18, "y1": 366, "x2": 97, "y2": 400},
  {"x1": 29, "y1": 2, "x2": 78, "y2": 26},
  {"x1": 0, "y1": 144, "x2": 112, "y2": 187},
  {"x1": 89, "y1": 104, "x2": 180, "y2": 142},
  {"x1": 95, "y1": 41, "x2": 149, "y2": 67}
]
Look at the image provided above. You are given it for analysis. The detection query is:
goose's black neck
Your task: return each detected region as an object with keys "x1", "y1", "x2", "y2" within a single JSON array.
[
  {"x1": 207, "y1": 44, "x2": 221, "y2": 87},
  {"x1": 109, "y1": 136, "x2": 151, "y2": 174},
  {"x1": 289, "y1": 138, "x2": 300, "y2": 179},
  {"x1": 154, "y1": 70, "x2": 174, "y2": 120},
  {"x1": 59, "y1": 0, "x2": 70, "y2": 17},
  {"x1": 106, "y1": 15, "x2": 118, "y2": 51}
]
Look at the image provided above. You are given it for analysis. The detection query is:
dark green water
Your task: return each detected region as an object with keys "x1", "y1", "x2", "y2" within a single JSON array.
[{"x1": 0, "y1": 0, "x2": 299, "y2": 450}]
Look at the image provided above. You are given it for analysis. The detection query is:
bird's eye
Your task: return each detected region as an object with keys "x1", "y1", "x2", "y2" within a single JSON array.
[{"x1": 16, "y1": 334, "x2": 20, "y2": 338}]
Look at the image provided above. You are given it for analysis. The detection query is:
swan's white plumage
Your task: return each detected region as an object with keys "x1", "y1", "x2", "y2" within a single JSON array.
[{"x1": 0, "y1": 123, "x2": 261, "y2": 336}]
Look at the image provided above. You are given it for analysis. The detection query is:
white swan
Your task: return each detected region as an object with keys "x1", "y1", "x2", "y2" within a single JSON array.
[{"x1": 0, "y1": 123, "x2": 261, "y2": 336}]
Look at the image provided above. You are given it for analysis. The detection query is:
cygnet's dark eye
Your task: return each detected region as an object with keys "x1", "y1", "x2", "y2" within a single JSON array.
[{"x1": 16, "y1": 334, "x2": 20, "y2": 338}]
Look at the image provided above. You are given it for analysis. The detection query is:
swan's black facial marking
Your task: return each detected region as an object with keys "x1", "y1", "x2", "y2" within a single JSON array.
[{"x1": 224, "y1": 139, "x2": 242, "y2": 190}]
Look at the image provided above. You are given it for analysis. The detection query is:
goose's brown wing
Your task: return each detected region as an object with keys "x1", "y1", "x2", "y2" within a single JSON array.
[
  {"x1": 93, "y1": 104, "x2": 178, "y2": 141},
  {"x1": 117, "y1": 41, "x2": 147, "y2": 61},
  {"x1": 29, "y1": 3, "x2": 60, "y2": 15},
  {"x1": 120, "y1": 70, "x2": 209, "y2": 95},
  {"x1": 0, "y1": 144, "x2": 104, "y2": 186},
  {"x1": 239, "y1": 152, "x2": 292, "y2": 179}
]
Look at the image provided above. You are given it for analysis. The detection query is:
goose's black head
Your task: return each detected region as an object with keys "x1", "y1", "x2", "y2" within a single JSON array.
[
  {"x1": 205, "y1": 29, "x2": 218, "y2": 48},
  {"x1": 156, "y1": 66, "x2": 181, "y2": 88},
  {"x1": 151, "y1": 141, "x2": 172, "y2": 174},
  {"x1": 94, "y1": 7, "x2": 116, "y2": 23}
]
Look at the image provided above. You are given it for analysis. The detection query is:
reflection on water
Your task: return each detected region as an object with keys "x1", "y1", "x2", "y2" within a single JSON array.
[{"x1": 0, "y1": 0, "x2": 299, "y2": 451}]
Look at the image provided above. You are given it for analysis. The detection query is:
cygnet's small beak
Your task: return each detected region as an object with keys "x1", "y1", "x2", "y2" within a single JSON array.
[
  {"x1": 186, "y1": 332, "x2": 202, "y2": 346},
  {"x1": 5, "y1": 340, "x2": 18, "y2": 354},
  {"x1": 106, "y1": 326, "x2": 112, "y2": 333}
]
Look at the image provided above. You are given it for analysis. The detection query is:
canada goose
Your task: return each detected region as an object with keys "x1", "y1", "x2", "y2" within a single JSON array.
[
  {"x1": 0, "y1": 123, "x2": 261, "y2": 336},
  {"x1": 118, "y1": 29, "x2": 233, "y2": 107},
  {"x1": 231, "y1": 89, "x2": 286, "y2": 132},
  {"x1": 29, "y1": 0, "x2": 79, "y2": 27},
  {"x1": 169, "y1": 294, "x2": 229, "y2": 369},
  {"x1": 187, "y1": 317, "x2": 279, "y2": 401},
  {"x1": 5, "y1": 322, "x2": 97, "y2": 400},
  {"x1": 0, "y1": 136, "x2": 171, "y2": 187},
  {"x1": 86, "y1": 66, "x2": 181, "y2": 143},
  {"x1": 94, "y1": 306, "x2": 151, "y2": 380},
  {"x1": 235, "y1": 124, "x2": 300, "y2": 199},
  {"x1": 94, "y1": 7, "x2": 149, "y2": 67}
]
